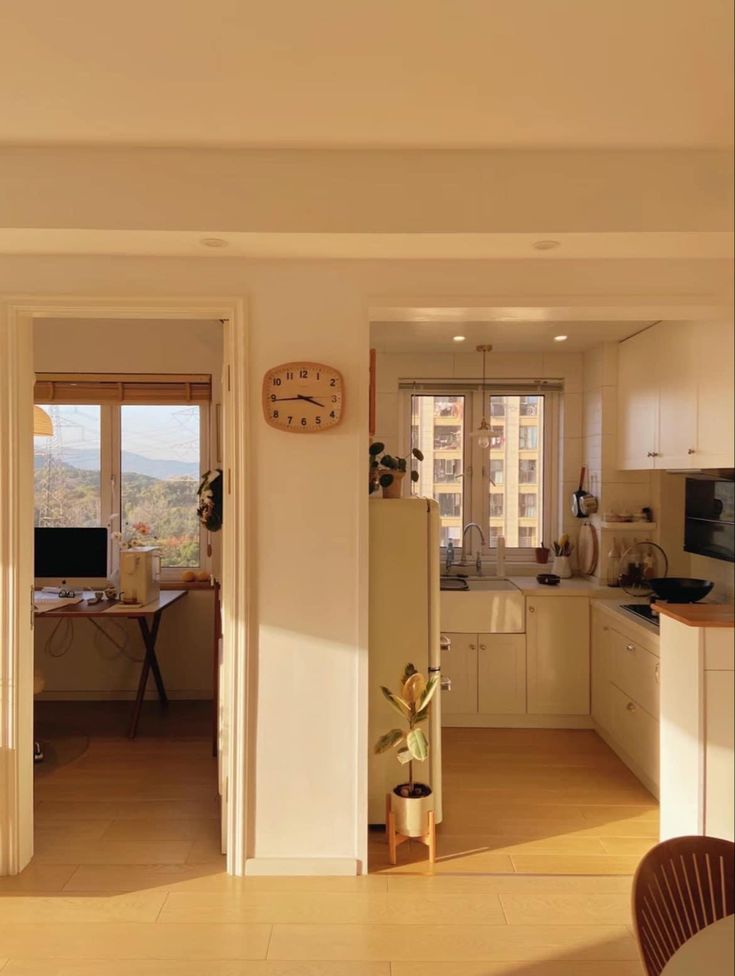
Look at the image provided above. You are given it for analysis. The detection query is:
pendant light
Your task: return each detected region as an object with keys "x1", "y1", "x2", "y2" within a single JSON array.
[
  {"x1": 471, "y1": 344, "x2": 493, "y2": 449},
  {"x1": 33, "y1": 405, "x2": 54, "y2": 437}
]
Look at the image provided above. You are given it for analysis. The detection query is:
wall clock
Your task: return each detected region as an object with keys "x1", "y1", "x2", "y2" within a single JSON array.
[{"x1": 262, "y1": 361, "x2": 344, "y2": 432}]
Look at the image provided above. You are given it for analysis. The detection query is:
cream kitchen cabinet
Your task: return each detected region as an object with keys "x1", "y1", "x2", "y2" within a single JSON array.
[
  {"x1": 441, "y1": 632, "x2": 478, "y2": 718},
  {"x1": 477, "y1": 634, "x2": 526, "y2": 715},
  {"x1": 618, "y1": 320, "x2": 734, "y2": 470},
  {"x1": 526, "y1": 597, "x2": 589, "y2": 715},
  {"x1": 590, "y1": 605, "x2": 660, "y2": 796}
]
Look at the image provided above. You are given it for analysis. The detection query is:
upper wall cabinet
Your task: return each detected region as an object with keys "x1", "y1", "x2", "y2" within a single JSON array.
[{"x1": 617, "y1": 320, "x2": 734, "y2": 470}]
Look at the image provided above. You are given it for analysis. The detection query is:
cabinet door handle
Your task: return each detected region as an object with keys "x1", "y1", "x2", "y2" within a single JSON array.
[
  {"x1": 479, "y1": 644, "x2": 487, "y2": 650},
  {"x1": 440, "y1": 635, "x2": 452, "y2": 651},
  {"x1": 687, "y1": 448, "x2": 696, "y2": 455},
  {"x1": 626, "y1": 701, "x2": 636, "y2": 712},
  {"x1": 469, "y1": 643, "x2": 476, "y2": 650},
  {"x1": 655, "y1": 663, "x2": 660, "y2": 682},
  {"x1": 528, "y1": 606, "x2": 536, "y2": 614},
  {"x1": 440, "y1": 677, "x2": 452, "y2": 692},
  {"x1": 625, "y1": 643, "x2": 635, "y2": 652}
]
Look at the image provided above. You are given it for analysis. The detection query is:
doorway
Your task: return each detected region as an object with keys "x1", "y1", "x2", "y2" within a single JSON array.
[{"x1": 0, "y1": 299, "x2": 251, "y2": 878}]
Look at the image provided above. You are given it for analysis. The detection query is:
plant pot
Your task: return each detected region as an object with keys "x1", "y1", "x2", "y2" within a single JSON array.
[
  {"x1": 381, "y1": 469, "x2": 406, "y2": 499},
  {"x1": 535, "y1": 546, "x2": 550, "y2": 564},
  {"x1": 552, "y1": 555, "x2": 572, "y2": 578},
  {"x1": 391, "y1": 783, "x2": 433, "y2": 837}
]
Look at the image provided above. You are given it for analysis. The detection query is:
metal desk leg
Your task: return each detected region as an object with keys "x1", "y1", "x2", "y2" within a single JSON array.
[{"x1": 128, "y1": 613, "x2": 167, "y2": 738}]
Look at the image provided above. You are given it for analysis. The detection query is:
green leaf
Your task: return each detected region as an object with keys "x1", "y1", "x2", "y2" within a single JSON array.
[
  {"x1": 396, "y1": 748, "x2": 412, "y2": 765},
  {"x1": 370, "y1": 459, "x2": 380, "y2": 469},
  {"x1": 412, "y1": 448, "x2": 425, "y2": 461},
  {"x1": 402, "y1": 671, "x2": 426, "y2": 705},
  {"x1": 374, "y1": 729, "x2": 404, "y2": 754},
  {"x1": 397, "y1": 458, "x2": 407, "y2": 472},
  {"x1": 369, "y1": 441, "x2": 385, "y2": 456},
  {"x1": 414, "y1": 704, "x2": 430, "y2": 723},
  {"x1": 410, "y1": 470, "x2": 419, "y2": 482},
  {"x1": 381, "y1": 686, "x2": 410, "y2": 718},
  {"x1": 381, "y1": 455, "x2": 397, "y2": 469},
  {"x1": 379, "y1": 473, "x2": 394, "y2": 488},
  {"x1": 406, "y1": 727, "x2": 429, "y2": 762},
  {"x1": 416, "y1": 674, "x2": 439, "y2": 712}
]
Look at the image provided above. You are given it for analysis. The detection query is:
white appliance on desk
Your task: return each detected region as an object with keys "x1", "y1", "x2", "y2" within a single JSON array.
[
  {"x1": 118, "y1": 546, "x2": 161, "y2": 606},
  {"x1": 369, "y1": 497, "x2": 444, "y2": 825}
]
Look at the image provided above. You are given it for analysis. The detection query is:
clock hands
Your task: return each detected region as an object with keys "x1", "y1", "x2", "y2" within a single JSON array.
[{"x1": 272, "y1": 394, "x2": 326, "y2": 407}]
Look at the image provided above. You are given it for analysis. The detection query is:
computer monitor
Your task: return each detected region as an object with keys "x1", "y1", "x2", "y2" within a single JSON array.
[{"x1": 34, "y1": 527, "x2": 109, "y2": 587}]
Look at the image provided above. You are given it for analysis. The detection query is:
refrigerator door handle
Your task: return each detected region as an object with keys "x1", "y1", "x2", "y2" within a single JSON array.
[
  {"x1": 440, "y1": 634, "x2": 452, "y2": 652},
  {"x1": 440, "y1": 676, "x2": 452, "y2": 692}
]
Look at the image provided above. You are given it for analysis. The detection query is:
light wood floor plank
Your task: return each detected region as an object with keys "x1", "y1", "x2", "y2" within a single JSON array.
[{"x1": 0, "y1": 964, "x2": 388, "y2": 976}]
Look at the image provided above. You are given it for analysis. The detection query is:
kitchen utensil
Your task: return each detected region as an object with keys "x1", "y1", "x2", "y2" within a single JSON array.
[
  {"x1": 571, "y1": 467, "x2": 587, "y2": 518},
  {"x1": 578, "y1": 492, "x2": 598, "y2": 515},
  {"x1": 578, "y1": 522, "x2": 599, "y2": 576},
  {"x1": 536, "y1": 573, "x2": 560, "y2": 586},
  {"x1": 619, "y1": 541, "x2": 669, "y2": 596},
  {"x1": 649, "y1": 577, "x2": 714, "y2": 604}
]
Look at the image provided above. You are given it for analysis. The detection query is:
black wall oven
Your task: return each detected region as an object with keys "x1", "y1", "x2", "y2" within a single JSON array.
[{"x1": 684, "y1": 477, "x2": 735, "y2": 563}]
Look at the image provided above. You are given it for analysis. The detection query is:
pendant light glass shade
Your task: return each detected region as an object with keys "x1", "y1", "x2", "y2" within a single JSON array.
[
  {"x1": 33, "y1": 405, "x2": 54, "y2": 437},
  {"x1": 471, "y1": 344, "x2": 493, "y2": 448}
]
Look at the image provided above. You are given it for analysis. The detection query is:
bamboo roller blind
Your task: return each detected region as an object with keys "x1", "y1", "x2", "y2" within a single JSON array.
[{"x1": 34, "y1": 373, "x2": 212, "y2": 404}]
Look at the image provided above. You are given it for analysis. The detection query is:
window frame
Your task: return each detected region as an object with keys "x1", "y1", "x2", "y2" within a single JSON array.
[
  {"x1": 401, "y1": 385, "x2": 560, "y2": 564},
  {"x1": 34, "y1": 398, "x2": 211, "y2": 581}
]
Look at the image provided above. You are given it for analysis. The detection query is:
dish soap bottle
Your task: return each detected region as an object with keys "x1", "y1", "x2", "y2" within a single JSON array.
[{"x1": 606, "y1": 537, "x2": 621, "y2": 587}]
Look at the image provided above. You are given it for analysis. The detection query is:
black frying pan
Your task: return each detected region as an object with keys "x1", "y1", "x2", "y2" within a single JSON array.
[
  {"x1": 649, "y1": 578, "x2": 714, "y2": 604},
  {"x1": 571, "y1": 467, "x2": 588, "y2": 518}
]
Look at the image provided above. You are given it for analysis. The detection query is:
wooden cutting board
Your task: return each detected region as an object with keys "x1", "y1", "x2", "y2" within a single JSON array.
[{"x1": 578, "y1": 522, "x2": 598, "y2": 576}]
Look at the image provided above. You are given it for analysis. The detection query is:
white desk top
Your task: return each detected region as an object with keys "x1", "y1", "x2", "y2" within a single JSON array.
[{"x1": 661, "y1": 915, "x2": 733, "y2": 975}]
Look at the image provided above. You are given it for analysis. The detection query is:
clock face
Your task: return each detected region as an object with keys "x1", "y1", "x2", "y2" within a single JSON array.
[{"x1": 262, "y1": 362, "x2": 344, "y2": 433}]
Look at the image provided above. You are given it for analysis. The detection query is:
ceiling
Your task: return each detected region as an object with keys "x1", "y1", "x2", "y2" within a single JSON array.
[
  {"x1": 370, "y1": 320, "x2": 655, "y2": 353},
  {"x1": 1, "y1": 1, "x2": 731, "y2": 149}
]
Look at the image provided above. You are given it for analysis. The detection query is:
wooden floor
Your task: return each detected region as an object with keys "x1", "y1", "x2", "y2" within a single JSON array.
[
  {"x1": 0, "y1": 706, "x2": 651, "y2": 974},
  {"x1": 369, "y1": 727, "x2": 659, "y2": 877}
]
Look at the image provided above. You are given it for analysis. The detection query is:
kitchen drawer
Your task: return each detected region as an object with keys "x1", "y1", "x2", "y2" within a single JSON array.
[
  {"x1": 609, "y1": 684, "x2": 659, "y2": 786},
  {"x1": 608, "y1": 627, "x2": 660, "y2": 718}
]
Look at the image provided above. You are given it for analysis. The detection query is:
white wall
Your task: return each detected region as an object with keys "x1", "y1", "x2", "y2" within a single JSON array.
[
  {"x1": 33, "y1": 318, "x2": 223, "y2": 698},
  {"x1": 1, "y1": 252, "x2": 731, "y2": 872}
]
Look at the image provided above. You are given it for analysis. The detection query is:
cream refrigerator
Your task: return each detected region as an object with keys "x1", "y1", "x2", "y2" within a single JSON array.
[{"x1": 368, "y1": 496, "x2": 443, "y2": 825}]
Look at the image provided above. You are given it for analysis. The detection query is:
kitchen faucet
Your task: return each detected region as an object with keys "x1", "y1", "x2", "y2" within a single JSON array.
[{"x1": 462, "y1": 522, "x2": 486, "y2": 576}]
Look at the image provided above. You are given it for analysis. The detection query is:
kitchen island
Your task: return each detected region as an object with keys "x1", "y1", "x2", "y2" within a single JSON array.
[{"x1": 657, "y1": 603, "x2": 734, "y2": 842}]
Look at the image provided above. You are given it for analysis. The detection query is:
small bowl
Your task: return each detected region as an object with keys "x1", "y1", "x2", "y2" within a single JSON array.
[{"x1": 536, "y1": 573, "x2": 561, "y2": 586}]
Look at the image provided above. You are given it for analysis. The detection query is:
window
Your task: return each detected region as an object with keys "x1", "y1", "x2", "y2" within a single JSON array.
[
  {"x1": 519, "y1": 459, "x2": 537, "y2": 484},
  {"x1": 437, "y1": 492, "x2": 462, "y2": 518},
  {"x1": 411, "y1": 395, "x2": 465, "y2": 545},
  {"x1": 519, "y1": 425, "x2": 538, "y2": 449},
  {"x1": 121, "y1": 406, "x2": 202, "y2": 569},
  {"x1": 34, "y1": 405, "x2": 102, "y2": 527},
  {"x1": 519, "y1": 492, "x2": 537, "y2": 518},
  {"x1": 34, "y1": 375, "x2": 211, "y2": 576},
  {"x1": 490, "y1": 459, "x2": 504, "y2": 486},
  {"x1": 407, "y1": 387, "x2": 551, "y2": 556},
  {"x1": 433, "y1": 458, "x2": 462, "y2": 483}
]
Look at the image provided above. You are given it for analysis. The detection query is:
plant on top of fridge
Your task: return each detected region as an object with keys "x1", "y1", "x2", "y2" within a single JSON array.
[
  {"x1": 374, "y1": 663, "x2": 439, "y2": 798},
  {"x1": 368, "y1": 442, "x2": 424, "y2": 494}
]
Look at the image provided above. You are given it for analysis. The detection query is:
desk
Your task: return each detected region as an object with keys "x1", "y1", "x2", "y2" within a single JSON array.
[
  {"x1": 660, "y1": 915, "x2": 733, "y2": 975},
  {"x1": 34, "y1": 590, "x2": 187, "y2": 738}
]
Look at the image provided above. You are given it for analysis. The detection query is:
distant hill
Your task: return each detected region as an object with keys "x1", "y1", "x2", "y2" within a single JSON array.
[{"x1": 34, "y1": 448, "x2": 199, "y2": 480}]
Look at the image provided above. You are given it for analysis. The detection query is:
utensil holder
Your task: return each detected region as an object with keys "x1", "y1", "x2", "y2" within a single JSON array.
[{"x1": 552, "y1": 555, "x2": 572, "y2": 578}]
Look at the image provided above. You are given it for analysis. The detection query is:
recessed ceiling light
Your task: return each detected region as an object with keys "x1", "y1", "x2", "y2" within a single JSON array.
[
  {"x1": 554, "y1": 335, "x2": 568, "y2": 342},
  {"x1": 200, "y1": 237, "x2": 229, "y2": 248},
  {"x1": 452, "y1": 335, "x2": 466, "y2": 342},
  {"x1": 532, "y1": 240, "x2": 561, "y2": 250}
]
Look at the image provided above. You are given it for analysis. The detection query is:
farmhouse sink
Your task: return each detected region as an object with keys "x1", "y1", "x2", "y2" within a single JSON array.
[{"x1": 440, "y1": 577, "x2": 524, "y2": 633}]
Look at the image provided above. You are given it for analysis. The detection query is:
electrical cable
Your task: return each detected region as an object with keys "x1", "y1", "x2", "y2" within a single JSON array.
[
  {"x1": 88, "y1": 616, "x2": 145, "y2": 664},
  {"x1": 44, "y1": 618, "x2": 74, "y2": 658}
]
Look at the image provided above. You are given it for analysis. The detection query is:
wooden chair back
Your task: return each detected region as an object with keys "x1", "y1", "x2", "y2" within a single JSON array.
[{"x1": 632, "y1": 835, "x2": 735, "y2": 975}]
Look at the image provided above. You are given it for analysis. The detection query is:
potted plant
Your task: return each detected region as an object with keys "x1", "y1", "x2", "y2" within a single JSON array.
[
  {"x1": 374, "y1": 663, "x2": 439, "y2": 836},
  {"x1": 368, "y1": 442, "x2": 424, "y2": 498}
]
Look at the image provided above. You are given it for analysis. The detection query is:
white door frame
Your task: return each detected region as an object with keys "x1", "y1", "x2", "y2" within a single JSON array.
[{"x1": 0, "y1": 296, "x2": 252, "y2": 876}]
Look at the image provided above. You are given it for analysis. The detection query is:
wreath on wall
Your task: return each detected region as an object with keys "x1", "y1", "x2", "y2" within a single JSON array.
[{"x1": 197, "y1": 468, "x2": 223, "y2": 532}]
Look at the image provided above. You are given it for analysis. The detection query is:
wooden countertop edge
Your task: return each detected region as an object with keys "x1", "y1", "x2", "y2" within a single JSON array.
[
  {"x1": 160, "y1": 580, "x2": 218, "y2": 591},
  {"x1": 654, "y1": 603, "x2": 735, "y2": 628}
]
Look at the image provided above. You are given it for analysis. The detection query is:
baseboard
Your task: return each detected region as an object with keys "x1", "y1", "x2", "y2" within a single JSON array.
[
  {"x1": 594, "y1": 722, "x2": 660, "y2": 800},
  {"x1": 244, "y1": 857, "x2": 360, "y2": 877},
  {"x1": 442, "y1": 713, "x2": 594, "y2": 729},
  {"x1": 36, "y1": 690, "x2": 213, "y2": 702}
]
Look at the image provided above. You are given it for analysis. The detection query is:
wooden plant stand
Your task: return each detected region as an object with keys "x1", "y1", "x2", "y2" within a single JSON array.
[{"x1": 385, "y1": 793, "x2": 436, "y2": 865}]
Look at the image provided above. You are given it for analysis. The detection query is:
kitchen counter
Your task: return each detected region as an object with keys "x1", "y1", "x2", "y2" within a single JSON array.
[
  {"x1": 655, "y1": 603, "x2": 734, "y2": 628},
  {"x1": 508, "y1": 576, "x2": 629, "y2": 598}
]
